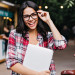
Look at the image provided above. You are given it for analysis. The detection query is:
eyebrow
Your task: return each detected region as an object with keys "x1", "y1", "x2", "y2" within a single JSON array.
[{"x1": 23, "y1": 12, "x2": 37, "y2": 16}]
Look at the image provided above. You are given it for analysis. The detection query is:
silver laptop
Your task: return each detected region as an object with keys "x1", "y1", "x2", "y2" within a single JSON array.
[{"x1": 23, "y1": 44, "x2": 54, "y2": 72}]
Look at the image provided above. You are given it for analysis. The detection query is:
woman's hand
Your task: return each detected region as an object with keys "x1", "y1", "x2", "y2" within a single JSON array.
[
  {"x1": 37, "y1": 10, "x2": 51, "y2": 24},
  {"x1": 38, "y1": 70, "x2": 50, "y2": 75}
]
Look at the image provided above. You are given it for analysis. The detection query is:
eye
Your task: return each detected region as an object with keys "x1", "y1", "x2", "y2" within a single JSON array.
[
  {"x1": 31, "y1": 13, "x2": 37, "y2": 16},
  {"x1": 23, "y1": 15, "x2": 29, "y2": 18}
]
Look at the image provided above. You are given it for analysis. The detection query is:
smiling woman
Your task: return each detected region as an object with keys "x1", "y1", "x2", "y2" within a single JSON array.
[
  {"x1": 6, "y1": 1, "x2": 67, "y2": 75},
  {"x1": 23, "y1": 7, "x2": 38, "y2": 30},
  {"x1": 16, "y1": 1, "x2": 49, "y2": 40}
]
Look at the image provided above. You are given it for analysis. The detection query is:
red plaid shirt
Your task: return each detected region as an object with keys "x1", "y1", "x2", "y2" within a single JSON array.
[{"x1": 6, "y1": 29, "x2": 67, "y2": 75}]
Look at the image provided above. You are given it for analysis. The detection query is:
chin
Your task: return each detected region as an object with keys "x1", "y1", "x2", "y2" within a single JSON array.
[
  {"x1": 29, "y1": 26, "x2": 37, "y2": 30},
  {"x1": 25, "y1": 20, "x2": 38, "y2": 30}
]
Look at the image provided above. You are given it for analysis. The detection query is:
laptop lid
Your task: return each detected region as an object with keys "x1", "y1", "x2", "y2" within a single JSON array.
[{"x1": 23, "y1": 44, "x2": 54, "y2": 72}]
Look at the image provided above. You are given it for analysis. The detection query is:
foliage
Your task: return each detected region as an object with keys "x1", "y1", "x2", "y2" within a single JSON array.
[
  {"x1": 35, "y1": 0, "x2": 75, "y2": 30},
  {"x1": 64, "y1": 0, "x2": 74, "y2": 8}
]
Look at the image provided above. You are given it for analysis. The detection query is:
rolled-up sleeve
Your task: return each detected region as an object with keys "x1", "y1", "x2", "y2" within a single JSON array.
[
  {"x1": 48, "y1": 32, "x2": 67, "y2": 50},
  {"x1": 6, "y1": 30, "x2": 18, "y2": 69},
  {"x1": 53, "y1": 35, "x2": 67, "y2": 50}
]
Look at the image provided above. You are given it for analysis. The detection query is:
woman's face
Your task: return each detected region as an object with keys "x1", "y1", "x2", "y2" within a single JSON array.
[{"x1": 23, "y1": 7, "x2": 38, "y2": 30}]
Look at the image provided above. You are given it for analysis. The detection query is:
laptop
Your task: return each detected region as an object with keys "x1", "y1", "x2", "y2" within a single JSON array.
[{"x1": 23, "y1": 44, "x2": 54, "y2": 72}]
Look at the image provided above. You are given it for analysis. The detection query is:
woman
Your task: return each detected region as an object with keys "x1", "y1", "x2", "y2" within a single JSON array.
[
  {"x1": 6, "y1": 1, "x2": 67, "y2": 75},
  {"x1": 2, "y1": 26, "x2": 10, "y2": 54}
]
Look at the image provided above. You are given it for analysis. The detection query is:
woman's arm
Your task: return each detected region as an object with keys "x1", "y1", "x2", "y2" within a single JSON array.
[
  {"x1": 10, "y1": 63, "x2": 38, "y2": 75},
  {"x1": 10, "y1": 63, "x2": 50, "y2": 75},
  {"x1": 37, "y1": 10, "x2": 67, "y2": 50},
  {"x1": 37, "y1": 10, "x2": 62, "y2": 40},
  {"x1": 46, "y1": 19, "x2": 62, "y2": 40}
]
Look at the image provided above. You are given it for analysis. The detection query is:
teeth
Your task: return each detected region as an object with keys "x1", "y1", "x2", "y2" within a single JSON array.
[
  {"x1": 30, "y1": 23, "x2": 34, "y2": 24},
  {"x1": 29, "y1": 22, "x2": 35, "y2": 25},
  {"x1": 28, "y1": 21, "x2": 35, "y2": 25}
]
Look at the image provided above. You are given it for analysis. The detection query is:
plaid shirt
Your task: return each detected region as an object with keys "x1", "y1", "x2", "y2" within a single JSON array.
[{"x1": 6, "y1": 29, "x2": 67, "y2": 75}]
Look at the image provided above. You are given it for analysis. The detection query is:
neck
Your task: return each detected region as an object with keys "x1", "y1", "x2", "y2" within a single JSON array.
[
  {"x1": 29, "y1": 29, "x2": 38, "y2": 45},
  {"x1": 29, "y1": 29, "x2": 37, "y2": 34}
]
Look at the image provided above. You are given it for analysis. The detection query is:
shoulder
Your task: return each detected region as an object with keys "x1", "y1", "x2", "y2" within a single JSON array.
[{"x1": 9, "y1": 29, "x2": 22, "y2": 37}]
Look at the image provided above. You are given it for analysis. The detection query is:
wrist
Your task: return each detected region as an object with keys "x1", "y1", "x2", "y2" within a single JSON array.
[{"x1": 46, "y1": 19, "x2": 53, "y2": 26}]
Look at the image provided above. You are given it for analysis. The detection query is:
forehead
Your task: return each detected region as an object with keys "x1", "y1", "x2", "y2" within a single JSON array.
[{"x1": 23, "y1": 7, "x2": 36, "y2": 15}]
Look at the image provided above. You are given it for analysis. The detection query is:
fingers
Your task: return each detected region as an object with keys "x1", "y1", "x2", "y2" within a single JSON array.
[
  {"x1": 37, "y1": 10, "x2": 47, "y2": 17},
  {"x1": 37, "y1": 10, "x2": 51, "y2": 23}
]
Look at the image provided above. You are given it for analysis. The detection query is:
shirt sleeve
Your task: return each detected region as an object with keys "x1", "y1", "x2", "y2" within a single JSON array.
[
  {"x1": 53, "y1": 35, "x2": 67, "y2": 50},
  {"x1": 48, "y1": 32, "x2": 67, "y2": 74},
  {"x1": 49, "y1": 60, "x2": 56, "y2": 75},
  {"x1": 6, "y1": 30, "x2": 18, "y2": 69},
  {"x1": 48, "y1": 32, "x2": 67, "y2": 50}
]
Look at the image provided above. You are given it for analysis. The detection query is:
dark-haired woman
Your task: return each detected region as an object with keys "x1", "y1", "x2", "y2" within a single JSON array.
[{"x1": 6, "y1": 1, "x2": 67, "y2": 75}]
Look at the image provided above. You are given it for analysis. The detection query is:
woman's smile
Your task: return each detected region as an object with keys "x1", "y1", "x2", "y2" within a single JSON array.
[{"x1": 28, "y1": 20, "x2": 36, "y2": 27}]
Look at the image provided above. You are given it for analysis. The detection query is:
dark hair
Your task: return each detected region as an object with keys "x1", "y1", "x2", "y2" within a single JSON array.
[{"x1": 16, "y1": 1, "x2": 50, "y2": 40}]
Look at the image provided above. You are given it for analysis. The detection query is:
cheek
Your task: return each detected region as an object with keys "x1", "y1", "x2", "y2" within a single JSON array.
[
  {"x1": 23, "y1": 20, "x2": 28, "y2": 26},
  {"x1": 36, "y1": 18, "x2": 38, "y2": 24}
]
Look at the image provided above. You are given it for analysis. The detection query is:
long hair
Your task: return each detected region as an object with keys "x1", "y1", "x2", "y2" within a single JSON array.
[{"x1": 16, "y1": 1, "x2": 50, "y2": 40}]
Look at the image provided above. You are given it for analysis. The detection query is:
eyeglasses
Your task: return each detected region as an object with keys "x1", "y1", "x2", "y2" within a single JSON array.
[{"x1": 23, "y1": 12, "x2": 38, "y2": 21}]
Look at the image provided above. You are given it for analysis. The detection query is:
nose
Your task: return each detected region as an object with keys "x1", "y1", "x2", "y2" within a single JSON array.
[{"x1": 29, "y1": 16, "x2": 33, "y2": 21}]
